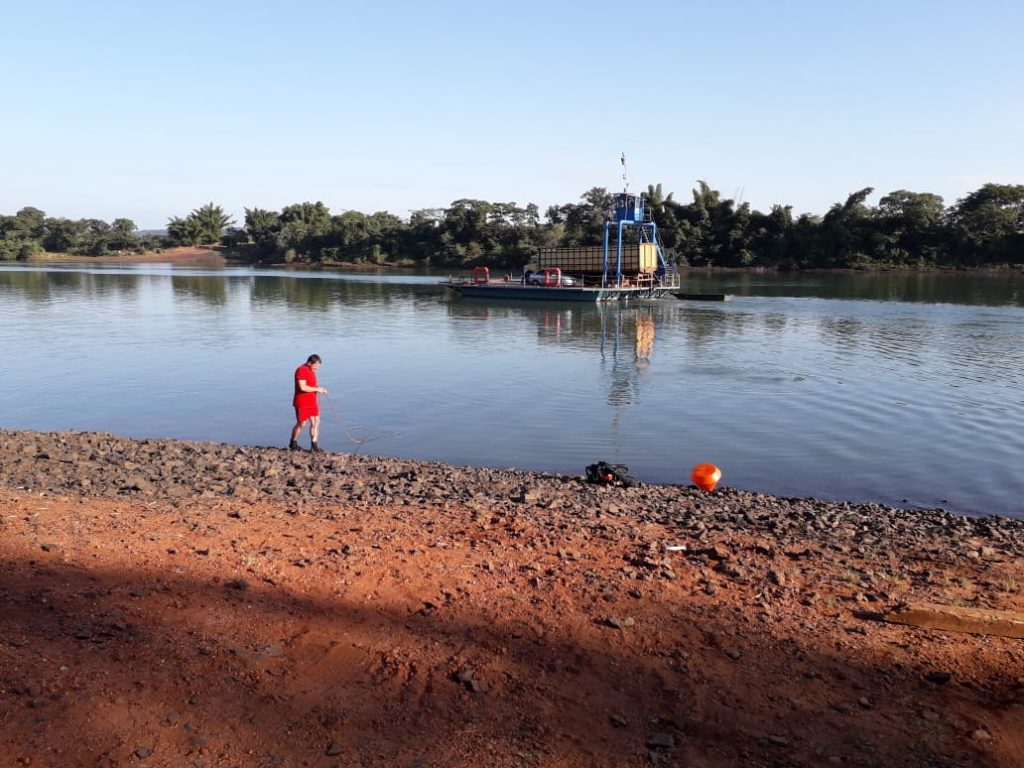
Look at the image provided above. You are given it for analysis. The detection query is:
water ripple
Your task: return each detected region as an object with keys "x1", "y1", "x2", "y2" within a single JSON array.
[{"x1": 1, "y1": 267, "x2": 1022, "y2": 517}]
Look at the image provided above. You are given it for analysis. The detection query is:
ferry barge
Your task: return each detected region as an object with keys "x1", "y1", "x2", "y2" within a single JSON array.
[{"x1": 442, "y1": 189, "x2": 680, "y2": 302}]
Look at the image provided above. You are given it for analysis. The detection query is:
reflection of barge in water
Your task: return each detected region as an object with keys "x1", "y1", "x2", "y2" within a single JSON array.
[{"x1": 442, "y1": 189, "x2": 680, "y2": 302}]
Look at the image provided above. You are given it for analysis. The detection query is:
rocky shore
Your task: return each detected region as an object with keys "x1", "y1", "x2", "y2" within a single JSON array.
[
  {"x1": 2, "y1": 429, "x2": 1023, "y2": 767},
  {"x1": 4, "y1": 429, "x2": 1022, "y2": 553}
]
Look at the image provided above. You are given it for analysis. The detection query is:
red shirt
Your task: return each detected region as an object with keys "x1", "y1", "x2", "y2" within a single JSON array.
[{"x1": 293, "y1": 364, "x2": 318, "y2": 408}]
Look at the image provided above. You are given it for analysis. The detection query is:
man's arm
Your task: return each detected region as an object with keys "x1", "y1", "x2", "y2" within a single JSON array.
[{"x1": 297, "y1": 378, "x2": 326, "y2": 394}]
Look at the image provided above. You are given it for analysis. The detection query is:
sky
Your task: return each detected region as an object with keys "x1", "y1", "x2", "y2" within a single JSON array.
[{"x1": 2, "y1": 0, "x2": 1022, "y2": 229}]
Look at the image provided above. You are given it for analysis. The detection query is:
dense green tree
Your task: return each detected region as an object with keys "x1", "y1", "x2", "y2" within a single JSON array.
[
  {"x1": 265, "y1": 202, "x2": 331, "y2": 261},
  {"x1": 404, "y1": 208, "x2": 444, "y2": 264},
  {"x1": 363, "y1": 211, "x2": 405, "y2": 263},
  {"x1": 42, "y1": 217, "x2": 85, "y2": 253},
  {"x1": 79, "y1": 219, "x2": 113, "y2": 256},
  {"x1": 747, "y1": 205, "x2": 795, "y2": 268},
  {"x1": 244, "y1": 207, "x2": 280, "y2": 239},
  {"x1": 668, "y1": 181, "x2": 749, "y2": 266},
  {"x1": 0, "y1": 234, "x2": 24, "y2": 260},
  {"x1": 109, "y1": 218, "x2": 139, "y2": 251},
  {"x1": 166, "y1": 203, "x2": 233, "y2": 246},
  {"x1": 549, "y1": 187, "x2": 613, "y2": 247},
  {"x1": 1, "y1": 208, "x2": 46, "y2": 258},
  {"x1": 190, "y1": 203, "x2": 234, "y2": 244},
  {"x1": 12, "y1": 207, "x2": 46, "y2": 240},
  {"x1": 15, "y1": 240, "x2": 42, "y2": 261},
  {"x1": 819, "y1": 187, "x2": 875, "y2": 267},
  {"x1": 167, "y1": 215, "x2": 205, "y2": 246},
  {"x1": 244, "y1": 207, "x2": 281, "y2": 255},
  {"x1": 874, "y1": 190, "x2": 946, "y2": 265},
  {"x1": 274, "y1": 220, "x2": 311, "y2": 259},
  {"x1": 280, "y1": 201, "x2": 331, "y2": 235},
  {"x1": 318, "y1": 210, "x2": 406, "y2": 264},
  {"x1": 948, "y1": 184, "x2": 1024, "y2": 265},
  {"x1": 437, "y1": 199, "x2": 493, "y2": 264}
]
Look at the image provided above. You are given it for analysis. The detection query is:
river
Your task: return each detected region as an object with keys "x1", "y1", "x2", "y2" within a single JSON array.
[{"x1": 1, "y1": 263, "x2": 1022, "y2": 518}]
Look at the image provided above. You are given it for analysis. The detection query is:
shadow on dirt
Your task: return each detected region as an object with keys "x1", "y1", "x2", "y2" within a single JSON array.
[{"x1": 3, "y1": 551, "x2": 1016, "y2": 768}]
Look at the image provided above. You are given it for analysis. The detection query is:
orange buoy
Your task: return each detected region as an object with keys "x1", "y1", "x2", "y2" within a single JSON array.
[{"x1": 691, "y1": 463, "x2": 722, "y2": 492}]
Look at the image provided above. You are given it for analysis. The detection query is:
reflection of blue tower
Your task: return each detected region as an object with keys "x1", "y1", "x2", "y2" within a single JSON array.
[{"x1": 602, "y1": 159, "x2": 672, "y2": 287}]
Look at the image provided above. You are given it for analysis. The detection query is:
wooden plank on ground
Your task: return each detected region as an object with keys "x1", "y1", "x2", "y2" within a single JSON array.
[{"x1": 881, "y1": 602, "x2": 1024, "y2": 639}]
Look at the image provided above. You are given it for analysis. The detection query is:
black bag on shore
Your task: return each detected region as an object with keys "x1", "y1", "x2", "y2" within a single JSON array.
[{"x1": 585, "y1": 461, "x2": 640, "y2": 488}]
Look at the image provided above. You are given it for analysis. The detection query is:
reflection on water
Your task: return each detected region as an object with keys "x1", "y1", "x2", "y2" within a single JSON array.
[
  {"x1": 1, "y1": 264, "x2": 1022, "y2": 518},
  {"x1": 601, "y1": 308, "x2": 653, "y2": 408},
  {"x1": 681, "y1": 269, "x2": 1024, "y2": 306},
  {"x1": 445, "y1": 301, "x2": 658, "y2": 408},
  {"x1": 172, "y1": 275, "x2": 231, "y2": 306}
]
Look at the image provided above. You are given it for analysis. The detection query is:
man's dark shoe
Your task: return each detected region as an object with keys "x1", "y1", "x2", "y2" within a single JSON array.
[
  {"x1": 289, "y1": 440, "x2": 301, "y2": 451},
  {"x1": 310, "y1": 442, "x2": 322, "y2": 452}
]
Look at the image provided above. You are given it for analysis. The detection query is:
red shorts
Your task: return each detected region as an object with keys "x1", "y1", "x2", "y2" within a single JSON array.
[{"x1": 294, "y1": 401, "x2": 319, "y2": 422}]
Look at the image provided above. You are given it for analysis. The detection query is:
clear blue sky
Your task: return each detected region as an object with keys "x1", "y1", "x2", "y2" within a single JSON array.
[{"x1": 3, "y1": 0, "x2": 1022, "y2": 229}]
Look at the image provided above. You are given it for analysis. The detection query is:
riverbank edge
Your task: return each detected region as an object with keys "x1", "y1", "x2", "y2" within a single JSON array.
[
  {"x1": 3, "y1": 427, "x2": 1022, "y2": 551},
  {"x1": 22, "y1": 247, "x2": 1024, "y2": 274},
  {"x1": 23, "y1": 246, "x2": 410, "y2": 270}
]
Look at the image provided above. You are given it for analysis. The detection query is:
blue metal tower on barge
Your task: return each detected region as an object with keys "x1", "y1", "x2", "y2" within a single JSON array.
[{"x1": 601, "y1": 154, "x2": 675, "y2": 290}]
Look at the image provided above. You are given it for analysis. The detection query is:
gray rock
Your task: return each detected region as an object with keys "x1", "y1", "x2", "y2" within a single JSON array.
[{"x1": 647, "y1": 733, "x2": 675, "y2": 749}]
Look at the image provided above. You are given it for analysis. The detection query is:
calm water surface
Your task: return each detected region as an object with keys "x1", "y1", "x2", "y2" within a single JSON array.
[{"x1": 1, "y1": 264, "x2": 1022, "y2": 518}]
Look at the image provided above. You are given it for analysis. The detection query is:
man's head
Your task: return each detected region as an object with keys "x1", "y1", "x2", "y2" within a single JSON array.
[{"x1": 307, "y1": 354, "x2": 322, "y2": 368}]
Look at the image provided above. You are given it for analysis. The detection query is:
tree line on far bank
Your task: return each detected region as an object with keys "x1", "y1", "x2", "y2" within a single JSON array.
[
  {"x1": 0, "y1": 208, "x2": 164, "y2": 260},
  {"x1": 3, "y1": 182, "x2": 1022, "y2": 269}
]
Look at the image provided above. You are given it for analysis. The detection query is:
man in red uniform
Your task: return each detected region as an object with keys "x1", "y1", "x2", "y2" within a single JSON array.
[{"x1": 289, "y1": 354, "x2": 328, "y2": 451}]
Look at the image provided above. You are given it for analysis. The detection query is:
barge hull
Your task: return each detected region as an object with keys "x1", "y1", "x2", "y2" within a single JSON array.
[{"x1": 442, "y1": 283, "x2": 674, "y2": 302}]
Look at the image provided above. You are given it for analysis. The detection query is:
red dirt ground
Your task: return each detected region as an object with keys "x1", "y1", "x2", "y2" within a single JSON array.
[{"x1": 3, "y1": 486, "x2": 1024, "y2": 767}]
